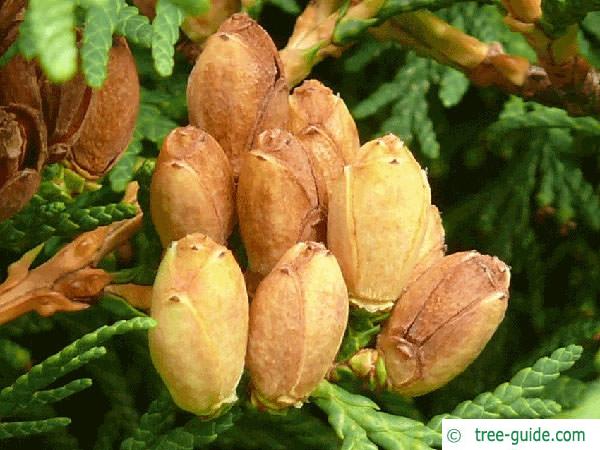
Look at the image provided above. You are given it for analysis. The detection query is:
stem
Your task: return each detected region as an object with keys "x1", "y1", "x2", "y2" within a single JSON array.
[
  {"x1": 279, "y1": 0, "x2": 385, "y2": 86},
  {"x1": 280, "y1": 0, "x2": 600, "y2": 116}
]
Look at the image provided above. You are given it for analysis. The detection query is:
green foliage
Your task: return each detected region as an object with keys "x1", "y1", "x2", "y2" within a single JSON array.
[
  {"x1": 542, "y1": 376, "x2": 588, "y2": 409},
  {"x1": 120, "y1": 389, "x2": 238, "y2": 450},
  {"x1": 557, "y1": 379, "x2": 600, "y2": 418},
  {"x1": 541, "y1": 0, "x2": 600, "y2": 36},
  {"x1": 428, "y1": 345, "x2": 583, "y2": 429},
  {"x1": 523, "y1": 319, "x2": 600, "y2": 367},
  {"x1": 537, "y1": 142, "x2": 600, "y2": 229},
  {"x1": 434, "y1": 96, "x2": 600, "y2": 347},
  {"x1": 0, "y1": 40, "x2": 18, "y2": 68},
  {"x1": 268, "y1": 0, "x2": 301, "y2": 15},
  {"x1": 0, "y1": 314, "x2": 54, "y2": 338},
  {"x1": 337, "y1": 309, "x2": 389, "y2": 361},
  {"x1": 216, "y1": 404, "x2": 340, "y2": 450},
  {"x1": 312, "y1": 380, "x2": 442, "y2": 450},
  {"x1": 0, "y1": 318, "x2": 155, "y2": 440},
  {"x1": 353, "y1": 53, "x2": 440, "y2": 158},
  {"x1": 348, "y1": 2, "x2": 534, "y2": 160},
  {"x1": 151, "y1": 0, "x2": 185, "y2": 77},
  {"x1": 21, "y1": 0, "x2": 77, "y2": 83},
  {"x1": 121, "y1": 390, "x2": 178, "y2": 450},
  {"x1": 0, "y1": 337, "x2": 29, "y2": 366},
  {"x1": 3, "y1": 0, "x2": 203, "y2": 86},
  {"x1": 0, "y1": 165, "x2": 137, "y2": 255},
  {"x1": 245, "y1": 0, "x2": 301, "y2": 17},
  {"x1": 0, "y1": 418, "x2": 72, "y2": 439},
  {"x1": 116, "y1": 5, "x2": 153, "y2": 47},
  {"x1": 169, "y1": 0, "x2": 210, "y2": 16},
  {"x1": 334, "y1": 0, "x2": 472, "y2": 44},
  {"x1": 149, "y1": 0, "x2": 211, "y2": 76},
  {"x1": 81, "y1": 0, "x2": 121, "y2": 88}
]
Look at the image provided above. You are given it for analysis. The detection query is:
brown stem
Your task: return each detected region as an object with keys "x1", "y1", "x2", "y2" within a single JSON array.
[
  {"x1": 0, "y1": 186, "x2": 142, "y2": 325},
  {"x1": 374, "y1": 12, "x2": 600, "y2": 117},
  {"x1": 281, "y1": 1, "x2": 600, "y2": 116},
  {"x1": 279, "y1": 0, "x2": 386, "y2": 86}
]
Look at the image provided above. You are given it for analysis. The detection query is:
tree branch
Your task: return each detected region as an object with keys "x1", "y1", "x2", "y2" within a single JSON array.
[{"x1": 279, "y1": 0, "x2": 600, "y2": 117}]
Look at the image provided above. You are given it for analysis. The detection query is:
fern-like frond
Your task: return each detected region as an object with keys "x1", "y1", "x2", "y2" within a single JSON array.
[
  {"x1": 8, "y1": 0, "x2": 194, "y2": 86},
  {"x1": 121, "y1": 390, "x2": 238, "y2": 450},
  {"x1": 344, "y1": 39, "x2": 393, "y2": 73},
  {"x1": 437, "y1": 66, "x2": 468, "y2": 108}
]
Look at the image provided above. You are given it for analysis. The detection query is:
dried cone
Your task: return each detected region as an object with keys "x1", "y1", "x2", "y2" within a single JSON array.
[
  {"x1": 0, "y1": 105, "x2": 47, "y2": 221},
  {"x1": 377, "y1": 251, "x2": 510, "y2": 396},
  {"x1": 237, "y1": 129, "x2": 321, "y2": 281},
  {"x1": 0, "y1": 55, "x2": 43, "y2": 113},
  {"x1": 327, "y1": 134, "x2": 431, "y2": 311},
  {"x1": 150, "y1": 126, "x2": 235, "y2": 246},
  {"x1": 407, "y1": 205, "x2": 445, "y2": 284},
  {"x1": 0, "y1": 212, "x2": 142, "y2": 325},
  {"x1": 0, "y1": 0, "x2": 25, "y2": 55},
  {"x1": 288, "y1": 79, "x2": 359, "y2": 209},
  {"x1": 247, "y1": 242, "x2": 349, "y2": 409},
  {"x1": 149, "y1": 233, "x2": 248, "y2": 417},
  {"x1": 0, "y1": 54, "x2": 93, "y2": 164},
  {"x1": 187, "y1": 13, "x2": 289, "y2": 177},
  {"x1": 67, "y1": 37, "x2": 139, "y2": 179}
]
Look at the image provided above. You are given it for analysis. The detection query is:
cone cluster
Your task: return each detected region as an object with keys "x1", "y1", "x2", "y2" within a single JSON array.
[{"x1": 147, "y1": 14, "x2": 511, "y2": 416}]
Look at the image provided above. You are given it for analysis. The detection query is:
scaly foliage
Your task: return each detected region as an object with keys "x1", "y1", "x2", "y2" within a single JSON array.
[
  {"x1": 6, "y1": 0, "x2": 204, "y2": 86},
  {"x1": 312, "y1": 380, "x2": 442, "y2": 450},
  {"x1": 337, "y1": 309, "x2": 390, "y2": 361},
  {"x1": 0, "y1": 165, "x2": 137, "y2": 255},
  {"x1": 0, "y1": 318, "x2": 155, "y2": 441},
  {"x1": 428, "y1": 345, "x2": 583, "y2": 428}
]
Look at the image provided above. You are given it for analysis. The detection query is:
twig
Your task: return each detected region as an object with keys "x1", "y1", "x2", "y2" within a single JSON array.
[{"x1": 279, "y1": 0, "x2": 600, "y2": 116}]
